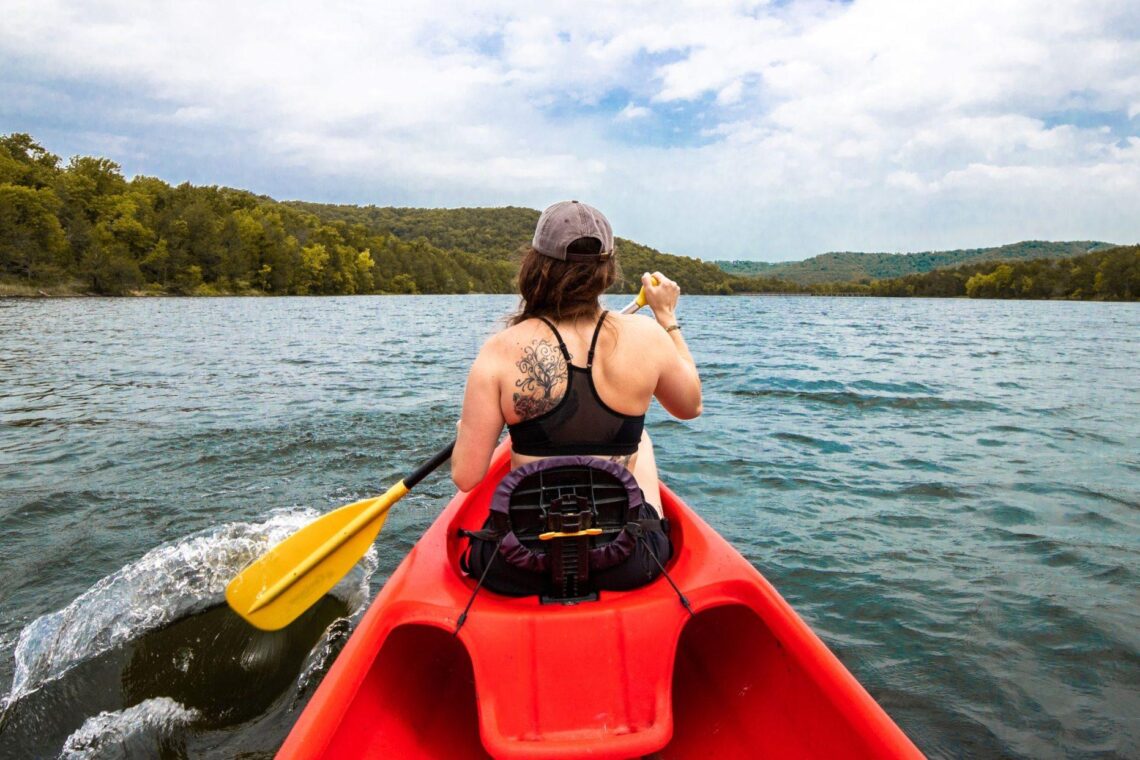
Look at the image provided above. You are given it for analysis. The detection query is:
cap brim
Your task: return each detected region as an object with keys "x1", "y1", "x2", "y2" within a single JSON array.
[{"x1": 562, "y1": 251, "x2": 613, "y2": 262}]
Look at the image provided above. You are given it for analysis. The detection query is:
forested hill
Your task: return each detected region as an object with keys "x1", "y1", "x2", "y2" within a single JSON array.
[
  {"x1": 283, "y1": 202, "x2": 538, "y2": 260},
  {"x1": 284, "y1": 201, "x2": 740, "y2": 294},
  {"x1": 716, "y1": 241, "x2": 1115, "y2": 285},
  {"x1": 861, "y1": 245, "x2": 1139, "y2": 300},
  {"x1": 0, "y1": 132, "x2": 736, "y2": 296}
]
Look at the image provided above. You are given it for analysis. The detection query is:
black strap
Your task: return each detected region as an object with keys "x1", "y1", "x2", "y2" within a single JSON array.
[
  {"x1": 622, "y1": 518, "x2": 668, "y2": 537},
  {"x1": 587, "y1": 310, "x2": 608, "y2": 368},
  {"x1": 634, "y1": 530, "x2": 693, "y2": 617},
  {"x1": 455, "y1": 536, "x2": 503, "y2": 635},
  {"x1": 458, "y1": 527, "x2": 502, "y2": 542},
  {"x1": 536, "y1": 316, "x2": 571, "y2": 361}
]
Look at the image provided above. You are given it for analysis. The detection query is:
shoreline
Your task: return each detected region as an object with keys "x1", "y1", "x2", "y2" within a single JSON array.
[
  {"x1": 3, "y1": 277, "x2": 1136, "y2": 303},
  {"x1": 2, "y1": 289, "x2": 1132, "y2": 303}
]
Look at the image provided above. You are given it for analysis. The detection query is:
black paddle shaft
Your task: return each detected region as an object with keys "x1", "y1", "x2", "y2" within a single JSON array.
[{"x1": 404, "y1": 441, "x2": 456, "y2": 490}]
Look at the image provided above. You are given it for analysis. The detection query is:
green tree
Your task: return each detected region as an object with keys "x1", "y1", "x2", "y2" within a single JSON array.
[
  {"x1": 297, "y1": 243, "x2": 330, "y2": 294},
  {"x1": 60, "y1": 156, "x2": 127, "y2": 221},
  {"x1": 172, "y1": 264, "x2": 204, "y2": 294},
  {"x1": 355, "y1": 249, "x2": 376, "y2": 293},
  {"x1": 96, "y1": 193, "x2": 154, "y2": 259},
  {"x1": 82, "y1": 245, "x2": 143, "y2": 295},
  {"x1": 0, "y1": 133, "x2": 61, "y2": 188},
  {"x1": 389, "y1": 273, "x2": 419, "y2": 294},
  {"x1": 0, "y1": 184, "x2": 68, "y2": 280},
  {"x1": 141, "y1": 238, "x2": 172, "y2": 285},
  {"x1": 1093, "y1": 249, "x2": 1139, "y2": 300}
]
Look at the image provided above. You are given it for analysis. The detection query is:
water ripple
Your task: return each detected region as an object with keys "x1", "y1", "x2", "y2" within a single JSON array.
[
  {"x1": 730, "y1": 387, "x2": 1001, "y2": 412},
  {"x1": 0, "y1": 295, "x2": 1137, "y2": 758}
]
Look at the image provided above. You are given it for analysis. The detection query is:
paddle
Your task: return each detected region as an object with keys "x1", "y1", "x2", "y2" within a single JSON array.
[{"x1": 227, "y1": 284, "x2": 654, "y2": 631}]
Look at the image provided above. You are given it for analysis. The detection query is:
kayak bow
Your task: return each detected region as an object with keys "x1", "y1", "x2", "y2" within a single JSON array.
[{"x1": 278, "y1": 444, "x2": 922, "y2": 759}]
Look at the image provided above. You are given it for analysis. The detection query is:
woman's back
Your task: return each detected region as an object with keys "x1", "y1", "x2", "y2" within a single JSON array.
[
  {"x1": 456, "y1": 300, "x2": 699, "y2": 509},
  {"x1": 496, "y1": 311, "x2": 658, "y2": 426}
]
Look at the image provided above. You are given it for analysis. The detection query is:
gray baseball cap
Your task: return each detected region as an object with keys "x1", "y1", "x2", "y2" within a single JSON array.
[{"x1": 532, "y1": 200, "x2": 614, "y2": 261}]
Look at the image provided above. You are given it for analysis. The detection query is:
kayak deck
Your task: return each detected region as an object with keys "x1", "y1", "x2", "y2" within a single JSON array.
[{"x1": 279, "y1": 446, "x2": 922, "y2": 758}]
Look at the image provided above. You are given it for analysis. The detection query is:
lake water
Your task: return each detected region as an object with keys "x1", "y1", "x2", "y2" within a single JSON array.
[{"x1": 0, "y1": 295, "x2": 1137, "y2": 758}]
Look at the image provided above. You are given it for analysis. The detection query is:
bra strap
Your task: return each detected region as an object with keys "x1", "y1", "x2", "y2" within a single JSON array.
[
  {"x1": 587, "y1": 311, "x2": 608, "y2": 368},
  {"x1": 536, "y1": 316, "x2": 571, "y2": 361}
]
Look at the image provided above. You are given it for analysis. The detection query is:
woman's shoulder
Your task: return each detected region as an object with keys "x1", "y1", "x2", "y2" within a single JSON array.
[
  {"x1": 477, "y1": 318, "x2": 556, "y2": 359},
  {"x1": 602, "y1": 312, "x2": 672, "y2": 372},
  {"x1": 491, "y1": 317, "x2": 550, "y2": 344},
  {"x1": 608, "y1": 310, "x2": 670, "y2": 342},
  {"x1": 607, "y1": 310, "x2": 655, "y2": 329}
]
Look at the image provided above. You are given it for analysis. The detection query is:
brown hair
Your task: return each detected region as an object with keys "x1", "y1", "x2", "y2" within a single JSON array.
[{"x1": 510, "y1": 238, "x2": 620, "y2": 325}]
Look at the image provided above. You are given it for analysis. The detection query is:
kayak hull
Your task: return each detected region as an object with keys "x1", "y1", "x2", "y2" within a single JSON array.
[{"x1": 278, "y1": 446, "x2": 922, "y2": 759}]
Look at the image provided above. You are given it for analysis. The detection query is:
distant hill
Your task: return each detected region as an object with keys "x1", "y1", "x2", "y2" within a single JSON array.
[
  {"x1": 716, "y1": 241, "x2": 1117, "y2": 285},
  {"x1": 286, "y1": 202, "x2": 740, "y2": 294},
  {"x1": 863, "y1": 245, "x2": 1139, "y2": 300},
  {"x1": 283, "y1": 202, "x2": 538, "y2": 261}
]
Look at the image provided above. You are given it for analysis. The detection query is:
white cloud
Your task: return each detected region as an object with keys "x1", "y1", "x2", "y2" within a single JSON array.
[
  {"x1": 166, "y1": 106, "x2": 214, "y2": 124},
  {"x1": 715, "y1": 81, "x2": 743, "y2": 106},
  {"x1": 616, "y1": 104, "x2": 651, "y2": 121},
  {"x1": 0, "y1": 0, "x2": 1137, "y2": 258}
]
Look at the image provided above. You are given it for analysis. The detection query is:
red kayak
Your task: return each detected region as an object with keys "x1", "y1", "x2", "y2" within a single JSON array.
[{"x1": 278, "y1": 444, "x2": 922, "y2": 759}]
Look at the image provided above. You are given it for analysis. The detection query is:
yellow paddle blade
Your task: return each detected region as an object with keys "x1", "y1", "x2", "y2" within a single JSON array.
[{"x1": 226, "y1": 482, "x2": 408, "y2": 631}]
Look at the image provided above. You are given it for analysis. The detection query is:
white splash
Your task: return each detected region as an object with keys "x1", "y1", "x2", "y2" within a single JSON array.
[
  {"x1": 3, "y1": 511, "x2": 376, "y2": 709},
  {"x1": 58, "y1": 697, "x2": 200, "y2": 759}
]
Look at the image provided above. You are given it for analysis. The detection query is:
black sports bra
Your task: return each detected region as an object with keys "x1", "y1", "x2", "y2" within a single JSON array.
[{"x1": 507, "y1": 311, "x2": 645, "y2": 457}]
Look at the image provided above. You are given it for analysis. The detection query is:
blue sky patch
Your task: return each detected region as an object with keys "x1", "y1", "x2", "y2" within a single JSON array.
[
  {"x1": 466, "y1": 31, "x2": 504, "y2": 58},
  {"x1": 609, "y1": 94, "x2": 723, "y2": 149},
  {"x1": 1041, "y1": 107, "x2": 1137, "y2": 138},
  {"x1": 536, "y1": 86, "x2": 721, "y2": 149}
]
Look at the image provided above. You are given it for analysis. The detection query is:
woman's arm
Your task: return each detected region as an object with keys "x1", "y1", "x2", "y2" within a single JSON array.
[
  {"x1": 643, "y1": 271, "x2": 703, "y2": 419},
  {"x1": 452, "y1": 342, "x2": 506, "y2": 491}
]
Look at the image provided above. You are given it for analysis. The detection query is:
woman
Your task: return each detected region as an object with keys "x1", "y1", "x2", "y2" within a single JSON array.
[{"x1": 453, "y1": 200, "x2": 702, "y2": 592}]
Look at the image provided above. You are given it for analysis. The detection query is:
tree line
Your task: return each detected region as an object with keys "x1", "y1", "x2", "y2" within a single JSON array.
[
  {"x1": 725, "y1": 247, "x2": 1138, "y2": 300},
  {"x1": 717, "y1": 240, "x2": 1114, "y2": 285},
  {"x1": 858, "y1": 247, "x2": 1139, "y2": 300},
  {"x1": 1, "y1": 132, "x2": 1135, "y2": 300},
  {"x1": 0, "y1": 133, "x2": 514, "y2": 295},
  {"x1": 0, "y1": 133, "x2": 741, "y2": 296}
]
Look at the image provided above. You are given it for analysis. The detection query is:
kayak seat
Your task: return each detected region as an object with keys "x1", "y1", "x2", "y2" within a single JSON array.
[{"x1": 460, "y1": 456, "x2": 668, "y2": 602}]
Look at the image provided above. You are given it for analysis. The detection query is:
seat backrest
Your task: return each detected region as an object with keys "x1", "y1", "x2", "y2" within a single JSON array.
[{"x1": 491, "y1": 456, "x2": 642, "y2": 601}]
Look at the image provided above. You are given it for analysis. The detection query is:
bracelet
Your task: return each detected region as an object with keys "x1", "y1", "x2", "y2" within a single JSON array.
[{"x1": 665, "y1": 324, "x2": 681, "y2": 333}]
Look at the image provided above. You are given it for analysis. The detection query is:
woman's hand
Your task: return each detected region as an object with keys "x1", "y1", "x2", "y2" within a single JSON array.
[{"x1": 642, "y1": 271, "x2": 680, "y2": 326}]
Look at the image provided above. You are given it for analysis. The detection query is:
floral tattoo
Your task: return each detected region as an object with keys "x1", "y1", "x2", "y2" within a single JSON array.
[{"x1": 513, "y1": 339, "x2": 567, "y2": 418}]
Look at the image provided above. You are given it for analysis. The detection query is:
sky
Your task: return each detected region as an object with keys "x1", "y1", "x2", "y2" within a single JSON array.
[{"x1": 1, "y1": 0, "x2": 1138, "y2": 261}]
